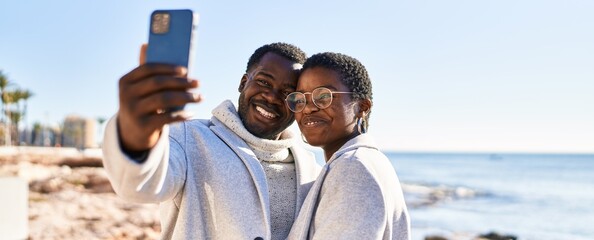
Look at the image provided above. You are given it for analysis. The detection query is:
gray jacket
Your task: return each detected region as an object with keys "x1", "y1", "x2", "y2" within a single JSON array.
[
  {"x1": 287, "y1": 134, "x2": 410, "y2": 240},
  {"x1": 102, "y1": 115, "x2": 321, "y2": 240}
]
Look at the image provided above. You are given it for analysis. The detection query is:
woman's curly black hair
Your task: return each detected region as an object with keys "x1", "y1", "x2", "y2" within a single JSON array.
[{"x1": 302, "y1": 52, "x2": 373, "y2": 128}]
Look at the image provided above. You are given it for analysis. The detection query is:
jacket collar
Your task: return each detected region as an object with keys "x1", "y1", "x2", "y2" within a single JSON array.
[
  {"x1": 327, "y1": 134, "x2": 378, "y2": 164},
  {"x1": 208, "y1": 114, "x2": 321, "y2": 237}
]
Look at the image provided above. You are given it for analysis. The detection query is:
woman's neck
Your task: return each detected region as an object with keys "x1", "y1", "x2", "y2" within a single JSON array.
[{"x1": 322, "y1": 132, "x2": 359, "y2": 162}]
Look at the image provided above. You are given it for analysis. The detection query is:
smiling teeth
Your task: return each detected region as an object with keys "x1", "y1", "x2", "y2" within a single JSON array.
[
  {"x1": 256, "y1": 106, "x2": 276, "y2": 119},
  {"x1": 305, "y1": 121, "x2": 318, "y2": 126}
]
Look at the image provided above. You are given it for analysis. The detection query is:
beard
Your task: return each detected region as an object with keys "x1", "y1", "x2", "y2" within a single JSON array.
[{"x1": 237, "y1": 91, "x2": 293, "y2": 140}]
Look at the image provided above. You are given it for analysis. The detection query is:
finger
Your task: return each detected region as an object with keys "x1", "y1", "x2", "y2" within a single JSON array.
[
  {"x1": 142, "y1": 110, "x2": 195, "y2": 130},
  {"x1": 135, "y1": 90, "x2": 201, "y2": 115},
  {"x1": 120, "y1": 63, "x2": 187, "y2": 85},
  {"x1": 130, "y1": 76, "x2": 199, "y2": 98},
  {"x1": 139, "y1": 43, "x2": 148, "y2": 65}
]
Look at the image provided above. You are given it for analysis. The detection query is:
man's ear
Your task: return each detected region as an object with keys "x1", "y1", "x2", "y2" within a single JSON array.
[
  {"x1": 238, "y1": 74, "x2": 248, "y2": 92},
  {"x1": 358, "y1": 98, "x2": 372, "y2": 117}
]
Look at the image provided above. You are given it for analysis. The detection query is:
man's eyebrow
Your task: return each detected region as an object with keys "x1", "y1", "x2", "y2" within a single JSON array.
[{"x1": 252, "y1": 71, "x2": 274, "y2": 79}]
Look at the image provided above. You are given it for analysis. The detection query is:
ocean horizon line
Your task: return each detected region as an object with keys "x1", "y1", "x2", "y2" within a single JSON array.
[
  {"x1": 298, "y1": 146, "x2": 594, "y2": 156},
  {"x1": 381, "y1": 150, "x2": 594, "y2": 156},
  {"x1": 2, "y1": 145, "x2": 593, "y2": 157}
]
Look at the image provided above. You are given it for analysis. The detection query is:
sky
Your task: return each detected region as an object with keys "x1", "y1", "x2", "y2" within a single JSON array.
[{"x1": 1, "y1": 0, "x2": 593, "y2": 153}]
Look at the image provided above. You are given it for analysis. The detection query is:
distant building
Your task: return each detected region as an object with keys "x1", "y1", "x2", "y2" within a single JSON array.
[
  {"x1": 20, "y1": 124, "x2": 61, "y2": 147},
  {"x1": 61, "y1": 115, "x2": 97, "y2": 149}
]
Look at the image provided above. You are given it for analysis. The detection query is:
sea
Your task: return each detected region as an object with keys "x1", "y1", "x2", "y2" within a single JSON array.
[{"x1": 386, "y1": 152, "x2": 594, "y2": 240}]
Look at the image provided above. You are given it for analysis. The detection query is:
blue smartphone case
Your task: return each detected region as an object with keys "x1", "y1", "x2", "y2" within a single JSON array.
[
  {"x1": 146, "y1": 9, "x2": 197, "y2": 69},
  {"x1": 146, "y1": 9, "x2": 197, "y2": 113}
]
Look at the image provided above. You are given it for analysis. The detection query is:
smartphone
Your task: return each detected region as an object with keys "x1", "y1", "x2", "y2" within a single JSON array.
[{"x1": 146, "y1": 9, "x2": 198, "y2": 112}]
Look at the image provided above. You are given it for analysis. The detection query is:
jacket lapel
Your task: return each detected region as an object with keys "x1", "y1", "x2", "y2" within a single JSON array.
[
  {"x1": 327, "y1": 134, "x2": 377, "y2": 164},
  {"x1": 289, "y1": 164, "x2": 329, "y2": 239},
  {"x1": 290, "y1": 145, "x2": 320, "y2": 216},
  {"x1": 209, "y1": 117, "x2": 271, "y2": 235}
]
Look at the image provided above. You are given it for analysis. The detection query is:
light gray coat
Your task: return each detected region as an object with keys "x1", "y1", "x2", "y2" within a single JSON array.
[
  {"x1": 102, "y1": 115, "x2": 321, "y2": 240},
  {"x1": 287, "y1": 134, "x2": 410, "y2": 240}
]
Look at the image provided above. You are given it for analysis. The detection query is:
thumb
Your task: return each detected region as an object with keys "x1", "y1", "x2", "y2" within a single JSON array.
[{"x1": 139, "y1": 43, "x2": 148, "y2": 65}]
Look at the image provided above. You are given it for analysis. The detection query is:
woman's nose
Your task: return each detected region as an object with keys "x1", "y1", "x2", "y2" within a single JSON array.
[{"x1": 301, "y1": 95, "x2": 319, "y2": 114}]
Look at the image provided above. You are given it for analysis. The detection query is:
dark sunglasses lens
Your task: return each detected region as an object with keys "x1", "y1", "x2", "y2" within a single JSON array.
[
  {"x1": 313, "y1": 88, "x2": 333, "y2": 109},
  {"x1": 286, "y1": 93, "x2": 306, "y2": 112}
]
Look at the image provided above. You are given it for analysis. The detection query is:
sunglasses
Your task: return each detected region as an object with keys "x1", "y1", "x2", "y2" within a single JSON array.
[{"x1": 285, "y1": 87, "x2": 355, "y2": 113}]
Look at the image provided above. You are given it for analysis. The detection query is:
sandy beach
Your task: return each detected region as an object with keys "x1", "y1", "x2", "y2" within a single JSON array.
[{"x1": 0, "y1": 147, "x2": 160, "y2": 240}]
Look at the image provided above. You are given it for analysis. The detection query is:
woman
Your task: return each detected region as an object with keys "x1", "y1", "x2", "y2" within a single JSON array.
[{"x1": 285, "y1": 52, "x2": 410, "y2": 240}]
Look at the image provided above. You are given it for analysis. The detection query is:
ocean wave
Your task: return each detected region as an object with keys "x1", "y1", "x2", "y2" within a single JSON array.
[{"x1": 401, "y1": 182, "x2": 491, "y2": 208}]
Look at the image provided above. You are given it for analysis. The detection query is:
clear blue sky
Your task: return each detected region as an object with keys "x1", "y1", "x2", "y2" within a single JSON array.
[{"x1": 1, "y1": 0, "x2": 593, "y2": 153}]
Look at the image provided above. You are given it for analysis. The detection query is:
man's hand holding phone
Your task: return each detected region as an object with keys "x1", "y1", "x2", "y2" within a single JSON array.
[
  {"x1": 117, "y1": 45, "x2": 202, "y2": 153},
  {"x1": 117, "y1": 10, "x2": 201, "y2": 154}
]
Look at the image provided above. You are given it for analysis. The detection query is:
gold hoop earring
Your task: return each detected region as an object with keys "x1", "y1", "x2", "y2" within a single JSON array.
[{"x1": 357, "y1": 112, "x2": 368, "y2": 134}]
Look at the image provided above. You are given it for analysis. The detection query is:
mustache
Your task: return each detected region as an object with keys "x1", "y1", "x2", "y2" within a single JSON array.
[{"x1": 250, "y1": 99, "x2": 281, "y2": 112}]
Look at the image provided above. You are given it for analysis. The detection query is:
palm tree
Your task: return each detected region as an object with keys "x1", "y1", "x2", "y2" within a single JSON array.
[
  {"x1": 4, "y1": 90, "x2": 23, "y2": 145},
  {"x1": 0, "y1": 71, "x2": 34, "y2": 145},
  {"x1": 2, "y1": 89, "x2": 31, "y2": 145},
  {"x1": 19, "y1": 89, "x2": 33, "y2": 144},
  {"x1": 0, "y1": 70, "x2": 10, "y2": 109},
  {"x1": 0, "y1": 70, "x2": 12, "y2": 145},
  {"x1": 7, "y1": 110, "x2": 23, "y2": 145}
]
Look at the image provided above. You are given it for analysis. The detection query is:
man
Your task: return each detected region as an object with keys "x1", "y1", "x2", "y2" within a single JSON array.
[{"x1": 102, "y1": 42, "x2": 321, "y2": 240}]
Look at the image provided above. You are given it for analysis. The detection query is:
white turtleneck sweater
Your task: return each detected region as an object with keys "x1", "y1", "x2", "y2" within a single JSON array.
[{"x1": 212, "y1": 100, "x2": 297, "y2": 240}]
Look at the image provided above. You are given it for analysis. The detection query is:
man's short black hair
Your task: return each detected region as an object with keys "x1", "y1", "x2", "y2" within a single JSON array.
[
  {"x1": 246, "y1": 42, "x2": 307, "y2": 72},
  {"x1": 302, "y1": 52, "x2": 372, "y2": 102}
]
